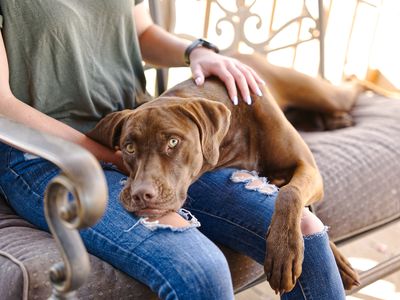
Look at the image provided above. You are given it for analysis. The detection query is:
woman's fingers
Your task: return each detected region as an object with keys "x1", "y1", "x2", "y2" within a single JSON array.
[
  {"x1": 226, "y1": 62, "x2": 252, "y2": 104},
  {"x1": 235, "y1": 63, "x2": 264, "y2": 99},
  {"x1": 216, "y1": 66, "x2": 239, "y2": 105},
  {"x1": 189, "y1": 50, "x2": 265, "y2": 105},
  {"x1": 191, "y1": 64, "x2": 205, "y2": 86}
]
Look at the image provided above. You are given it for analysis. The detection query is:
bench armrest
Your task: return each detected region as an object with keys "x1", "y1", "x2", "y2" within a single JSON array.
[{"x1": 0, "y1": 115, "x2": 107, "y2": 299}]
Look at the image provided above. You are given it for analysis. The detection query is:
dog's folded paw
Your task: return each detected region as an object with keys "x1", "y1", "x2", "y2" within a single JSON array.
[
  {"x1": 329, "y1": 241, "x2": 360, "y2": 290},
  {"x1": 322, "y1": 112, "x2": 354, "y2": 131}
]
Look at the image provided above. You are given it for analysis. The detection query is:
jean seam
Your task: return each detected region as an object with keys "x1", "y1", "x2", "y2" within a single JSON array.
[
  {"x1": 8, "y1": 166, "x2": 42, "y2": 198},
  {"x1": 86, "y1": 227, "x2": 179, "y2": 299},
  {"x1": 7, "y1": 148, "x2": 54, "y2": 198},
  {"x1": 6, "y1": 146, "x2": 11, "y2": 167},
  {"x1": 188, "y1": 207, "x2": 266, "y2": 240},
  {"x1": 0, "y1": 184, "x2": 9, "y2": 204},
  {"x1": 0, "y1": 147, "x2": 11, "y2": 204},
  {"x1": 187, "y1": 207, "x2": 267, "y2": 261},
  {"x1": 298, "y1": 279, "x2": 310, "y2": 300},
  {"x1": 190, "y1": 208, "x2": 265, "y2": 264}
]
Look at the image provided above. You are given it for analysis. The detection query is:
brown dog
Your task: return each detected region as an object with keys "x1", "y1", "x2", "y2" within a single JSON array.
[{"x1": 88, "y1": 53, "x2": 362, "y2": 293}]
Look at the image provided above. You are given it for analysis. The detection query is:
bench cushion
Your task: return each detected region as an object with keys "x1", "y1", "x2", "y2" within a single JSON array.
[
  {"x1": 0, "y1": 197, "x2": 262, "y2": 299},
  {"x1": 301, "y1": 93, "x2": 400, "y2": 241}
]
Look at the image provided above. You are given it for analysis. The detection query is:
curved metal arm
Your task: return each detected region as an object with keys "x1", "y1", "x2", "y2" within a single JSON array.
[{"x1": 0, "y1": 116, "x2": 108, "y2": 299}]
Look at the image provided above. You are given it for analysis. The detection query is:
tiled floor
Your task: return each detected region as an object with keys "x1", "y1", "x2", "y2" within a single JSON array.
[{"x1": 236, "y1": 222, "x2": 400, "y2": 300}]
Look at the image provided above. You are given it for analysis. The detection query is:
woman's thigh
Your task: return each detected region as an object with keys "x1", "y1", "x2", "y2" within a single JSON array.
[
  {"x1": 0, "y1": 145, "x2": 234, "y2": 299},
  {"x1": 185, "y1": 168, "x2": 279, "y2": 264},
  {"x1": 187, "y1": 168, "x2": 346, "y2": 300}
]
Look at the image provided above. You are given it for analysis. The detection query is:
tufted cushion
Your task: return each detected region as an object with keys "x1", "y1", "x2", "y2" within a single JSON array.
[
  {"x1": 301, "y1": 93, "x2": 400, "y2": 241},
  {"x1": 0, "y1": 255, "x2": 26, "y2": 300}
]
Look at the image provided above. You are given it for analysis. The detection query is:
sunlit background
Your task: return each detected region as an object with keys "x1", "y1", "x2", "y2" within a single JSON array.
[{"x1": 145, "y1": 0, "x2": 400, "y2": 94}]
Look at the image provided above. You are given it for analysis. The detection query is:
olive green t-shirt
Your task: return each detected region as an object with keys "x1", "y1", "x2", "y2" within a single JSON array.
[{"x1": 0, "y1": 0, "x2": 150, "y2": 133}]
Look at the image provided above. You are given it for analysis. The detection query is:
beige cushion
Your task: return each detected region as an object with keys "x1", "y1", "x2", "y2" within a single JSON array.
[{"x1": 302, "y1": 93, "x2": 400, "y2": 241}]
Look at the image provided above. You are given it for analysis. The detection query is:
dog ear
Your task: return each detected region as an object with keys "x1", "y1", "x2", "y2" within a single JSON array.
[
  {"x1": 182, "y1": 98, "x2": 231, "y2": 166},
  {"x1": 86, "y1": 110, "x2": 133, "y2": 149}
]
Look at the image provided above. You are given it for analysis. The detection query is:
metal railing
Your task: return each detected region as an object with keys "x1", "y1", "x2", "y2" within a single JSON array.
[{"x1": 0, "y1": 116, "x2": 107, "y2": 299}]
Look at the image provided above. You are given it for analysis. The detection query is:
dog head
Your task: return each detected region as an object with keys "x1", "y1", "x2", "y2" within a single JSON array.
[{"x1": 88, "y1": 97, "x2": 231, "y2": 217}]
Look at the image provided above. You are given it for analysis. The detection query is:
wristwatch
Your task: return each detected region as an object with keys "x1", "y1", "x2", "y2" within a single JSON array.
[{"x1": 184, "y1": 38, "x2": 220, "y2": 66}]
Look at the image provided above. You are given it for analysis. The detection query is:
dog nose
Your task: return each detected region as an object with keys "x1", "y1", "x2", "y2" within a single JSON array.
[{"x1": 131, "y1": 183, "x2": 158, "y2": 203}]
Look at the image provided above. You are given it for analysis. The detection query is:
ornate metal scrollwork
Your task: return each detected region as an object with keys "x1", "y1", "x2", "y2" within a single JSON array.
[
  {"x1": 162, "y1": 0, "x2": 324, "y2": 76},
  {"x1": 208, "y1": 0, "x2": 322, "y2": 57},
  {"x1": 165, "y1": 0, "x2": 322, "y2": 54},
  {"x1": 45, "y1": 175, "x2": 91, "y2": 299}
]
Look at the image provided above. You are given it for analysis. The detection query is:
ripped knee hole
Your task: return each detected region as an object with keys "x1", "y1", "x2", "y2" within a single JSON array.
[
  {"x1": 231, "y1": 170, "x2": 278, "y2": 195},
  {"x1": 124, "y1": 209, "x2": 201, "y2": 232},
  {"x1": 301, "y1": 208, "x2": 326, "y2": 236},
  {"x1": 231, "y1": 170, "x2": 325, "y2": 236}
]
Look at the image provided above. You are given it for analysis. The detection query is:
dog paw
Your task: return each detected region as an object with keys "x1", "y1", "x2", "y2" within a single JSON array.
[
  {"x1": 322, "y1": 112, "x2": 354, "y2": 130},
  {"x1": 264, "y1": 221, "x2": 304, "y2": 294},
  {"x1": 329, "y1": 241, "x2": 360, "y2": 290}
]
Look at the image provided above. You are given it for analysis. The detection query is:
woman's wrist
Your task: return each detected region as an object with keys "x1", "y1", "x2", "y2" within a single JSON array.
[
  {"x1": 184, "y1": 38, "x2": 220, "y2": 66},
  {"x1": 188, "y1": 47, "x2": 218, "y2": 65}
]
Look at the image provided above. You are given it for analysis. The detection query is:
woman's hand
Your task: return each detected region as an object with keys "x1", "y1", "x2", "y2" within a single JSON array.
[
  {"x1": 113, "y1": 150, "x2": 129, "y2": 175},
  {"x1": 189, "y1": 47, "x2": 265, "y2": 105},
  {"x1": 133, "y1": 3, "x2": 264, "y2": 104}
]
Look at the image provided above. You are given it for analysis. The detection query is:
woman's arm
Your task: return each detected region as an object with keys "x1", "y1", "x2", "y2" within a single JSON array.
[
  {"x1": 0, "y1": 33, "x2": 125, "y2": 171},
  {"x1": 133, "y1": 3, "x2": 264, "y2": 105}
]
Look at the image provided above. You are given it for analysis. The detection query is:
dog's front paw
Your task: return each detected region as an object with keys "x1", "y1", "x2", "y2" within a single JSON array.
[{"x1": 264, "y1": 219, "x2": 304, "y2": 294}]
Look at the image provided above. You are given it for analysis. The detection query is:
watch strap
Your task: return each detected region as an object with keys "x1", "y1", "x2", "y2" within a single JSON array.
[{"x1": 184, "y1": 38, "x2": 220, "y2": 66}]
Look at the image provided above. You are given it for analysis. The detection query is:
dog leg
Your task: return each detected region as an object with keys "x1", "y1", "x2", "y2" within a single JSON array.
[
  {"x1": 346, "y1": 75, "x2": 400, "y2": 100},
  {"x1": 229, "y1": 52, "x2": 362, "y2": 113},
  {"x1": 264, "y1": 185, "x2": 306, "y2": 294},
  {"x1": 265, "y1": 161, "x2": 328, "y2": 295},
  {"x1": 329, "y1": 241, "x2": 361, "y2": 289},
  {"x1": 284, "y1": 108, "x2": 354, "y2": 131}
]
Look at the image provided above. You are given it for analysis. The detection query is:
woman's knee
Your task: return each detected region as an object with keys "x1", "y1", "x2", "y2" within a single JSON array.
[
  {"x1": 300, "y1": 208, "x2": 325, "y2": 236},
  {"x1": 182, "y1": 245, "x2": 233, "y2": 299},
  {"x1": 159, "y1": 236, "x2": 234, "y2": 300},
  {"x1": 147, "y1": 211, "x2": 190, "y2": 228}
]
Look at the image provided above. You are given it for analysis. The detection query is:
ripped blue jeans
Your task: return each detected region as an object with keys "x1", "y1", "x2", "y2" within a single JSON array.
[{"x1": 0, "y1": 144, "x2": 345, "y2": 300}]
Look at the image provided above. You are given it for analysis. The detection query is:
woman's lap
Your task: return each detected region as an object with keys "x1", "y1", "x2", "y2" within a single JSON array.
[
  {"x1": 0, "y1": 144, "x2": 345, "y2": 299},
  {"x1": 0, "y1": 146, "x2": 275, "y2": 260},
  {"x1": 0, "y1": 145, "x2": 234, "y2": 299}
]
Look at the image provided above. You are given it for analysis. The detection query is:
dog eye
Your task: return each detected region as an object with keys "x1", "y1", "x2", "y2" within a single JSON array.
[
  {"x1": 168, "y1": 138, "x2": 179, "y2": 148},
  {"x1": 125, "y1": 143, "x2": 135, "y2": 154}
]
